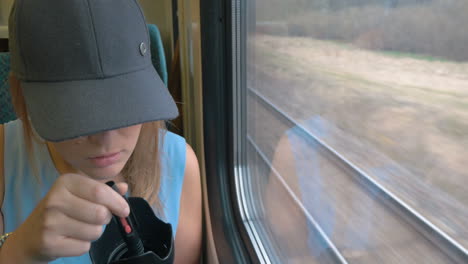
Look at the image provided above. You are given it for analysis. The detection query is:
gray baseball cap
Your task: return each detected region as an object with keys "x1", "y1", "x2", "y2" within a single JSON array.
[{"x1": 8, "y1": 0, "x2": 178, "y2": 142}]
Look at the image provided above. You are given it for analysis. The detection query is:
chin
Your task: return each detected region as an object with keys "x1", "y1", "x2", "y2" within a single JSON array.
[{"x1": 85, "y1": 163, "x2": 126, "y2": 181}]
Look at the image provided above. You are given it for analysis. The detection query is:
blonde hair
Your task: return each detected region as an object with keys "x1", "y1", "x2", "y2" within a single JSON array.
[{"x1": 9, "y1": 74, "x2": 165, "y2": 209}]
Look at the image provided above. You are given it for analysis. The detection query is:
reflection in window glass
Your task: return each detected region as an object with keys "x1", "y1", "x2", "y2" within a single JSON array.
[{"x1": 243, "y1": 0, "x2": 468, "y2": 263}]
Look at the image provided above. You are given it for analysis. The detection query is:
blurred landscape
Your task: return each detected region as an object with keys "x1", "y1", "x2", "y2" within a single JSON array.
[
  {"x1": 251, "y1": 34, "x2": 468, "y2": 206},
  {"x1": 250, "y1": 0, "x2": 468, "y2": 207},
  {"x1": 254, "y1": 0, "x2": 468, "y2": 61},
  {"x1": 247, "y1": 1, "x2": 468, "y2": 261}
]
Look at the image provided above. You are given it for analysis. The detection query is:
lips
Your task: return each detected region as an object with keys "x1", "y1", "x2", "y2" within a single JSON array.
[
  {"x1": 90, "y1": 152, "x2": 120, "y2": 159},
  {"x1": 88, "y1": 151, "x2": 121, "y2": 167}
]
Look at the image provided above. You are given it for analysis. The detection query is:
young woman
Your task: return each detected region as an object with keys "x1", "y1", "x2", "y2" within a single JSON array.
[{"x1": 0, "y1": 0, "x2": 201, "y2": 263}]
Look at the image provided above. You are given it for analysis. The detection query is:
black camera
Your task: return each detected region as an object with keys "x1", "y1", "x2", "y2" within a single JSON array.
[{"x1": 89, "y1": 182, "x2": 174, "y2": 264}]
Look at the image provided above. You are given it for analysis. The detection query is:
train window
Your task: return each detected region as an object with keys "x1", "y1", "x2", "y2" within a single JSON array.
[{"x1": 233, "y1": 0, "x2": 468, "y2": 263}]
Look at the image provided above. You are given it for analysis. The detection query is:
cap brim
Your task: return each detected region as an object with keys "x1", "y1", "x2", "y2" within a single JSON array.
[{"x1": 21, "y1": 66, "x2": 178, "y2": 142}]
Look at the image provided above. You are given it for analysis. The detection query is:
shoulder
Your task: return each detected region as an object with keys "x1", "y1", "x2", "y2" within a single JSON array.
[
  {"x1": 179, "y1": 143, "x2": 200, "y2": 210},
  {"x1": 161, "y1": 131, "x2": 187, "y2": 159},
  {"x1": 174, "y1": 143, "x2": 202, "y2": 263},
  {"x1": 164, "y1": 133, "x2": 199, "y2": 187},
  {"x1": 160, "y1": 131, "x2": 187, "y2": 179},
  {"x1": 159, "y1": 132, "x2": 198, "y2": 187},
  {"x1": 0, "y1": 120, "x2": 19, "y2": 183},
  {"x1": 183, "y1": 144, "x2": 200, "y2": 191},
  {"x1": 158, "y1": 130, "x2": 199, "y2": 194},
  {"x1": 179, "y1": 143, "x2": 201, "y2": 228},
  {"x1": 1, "y1": 119, "x2": 28, "y2": 162},
  {"x1": 1, "y1": 119, "x2": 23, "y2": 143},
  {"x1": 0, "y1": 120, "x2": 26, "y2": 201},
  {"x1": 163, "y1": 130, "x2": 185, "y2": 144}
]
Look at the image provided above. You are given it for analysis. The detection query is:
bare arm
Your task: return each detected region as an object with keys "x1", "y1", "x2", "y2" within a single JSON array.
[{"x1": 174, "y1": 144, "x2": 202, "y2": 264}]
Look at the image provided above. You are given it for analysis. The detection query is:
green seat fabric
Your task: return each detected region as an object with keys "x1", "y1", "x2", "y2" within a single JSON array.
[
  {"x1": 0, "y1": 53, "x2": 15, "y2": 124},
  {"x1": 148, "y1": 24, "x2": 168, "y2": 86},
  {"x1": 0, "y1": 24, "x2": 168, "y2": 124}
]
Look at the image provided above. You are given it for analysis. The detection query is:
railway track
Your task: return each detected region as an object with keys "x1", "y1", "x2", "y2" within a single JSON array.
[{"x1": 246, "y1": 87, "x2": 468, "y2": 264}]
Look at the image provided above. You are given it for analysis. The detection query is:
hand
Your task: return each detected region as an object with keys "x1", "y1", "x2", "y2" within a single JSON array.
[{"x1": 10, "y1": 173, "x2": 129, "y2": 263}]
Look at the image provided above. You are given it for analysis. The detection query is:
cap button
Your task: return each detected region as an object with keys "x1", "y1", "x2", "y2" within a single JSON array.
[{"x1": 139, "y1": 42, "x2": 147, "y2": 56}]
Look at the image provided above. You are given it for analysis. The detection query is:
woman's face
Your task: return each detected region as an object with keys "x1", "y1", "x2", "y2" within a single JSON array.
[{"x1": 49, "y1": 124, "x2": 142, "y2": 181}]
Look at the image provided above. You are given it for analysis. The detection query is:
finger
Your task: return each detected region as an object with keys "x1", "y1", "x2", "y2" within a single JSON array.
[
  {"x1": 58, "y1": 193, "x2": 112, "y2": 225},
  {"x1": 47, "y1": 237, "x2": 92, "y2": 258},
  {"x1": 63, "y1": 174, "x2": 129, "y2": 217},
  {"x1": 59, "y1": 217, "x2": 104, "y2": 242},
  {"x1": 43, "y1": 209, "x2": 105, "y2": 242},
  {"x1": 115, "y1": 182, "x2": 128, "y2": 196}
]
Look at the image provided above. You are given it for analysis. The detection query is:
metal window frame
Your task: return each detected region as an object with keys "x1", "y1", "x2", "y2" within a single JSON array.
[
  {"x1": 231, "y1": 0, "x2": 279, "y2": 263},
  {"x1": 200, "y1": 0, "x2": 261, "y2": 263}
]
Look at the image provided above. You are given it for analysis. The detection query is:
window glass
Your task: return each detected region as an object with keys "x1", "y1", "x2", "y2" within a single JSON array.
[{"x1": 242, "y1": 0, "x2": 468, "y2": 263}]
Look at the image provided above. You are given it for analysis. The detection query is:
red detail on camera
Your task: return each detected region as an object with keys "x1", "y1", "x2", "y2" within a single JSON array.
[{"x1": 120, "y1": 217, "x2": 132, "y2": 234}]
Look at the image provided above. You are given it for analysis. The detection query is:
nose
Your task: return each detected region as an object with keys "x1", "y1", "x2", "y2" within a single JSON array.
[{"x1": 88, "y1": 129, "x2": 117, "y2": 146}]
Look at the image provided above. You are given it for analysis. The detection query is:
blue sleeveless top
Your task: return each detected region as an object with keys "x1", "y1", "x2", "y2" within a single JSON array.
[{"x1": 2, "y1": 119, "x2": 186, "y2": 264}]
